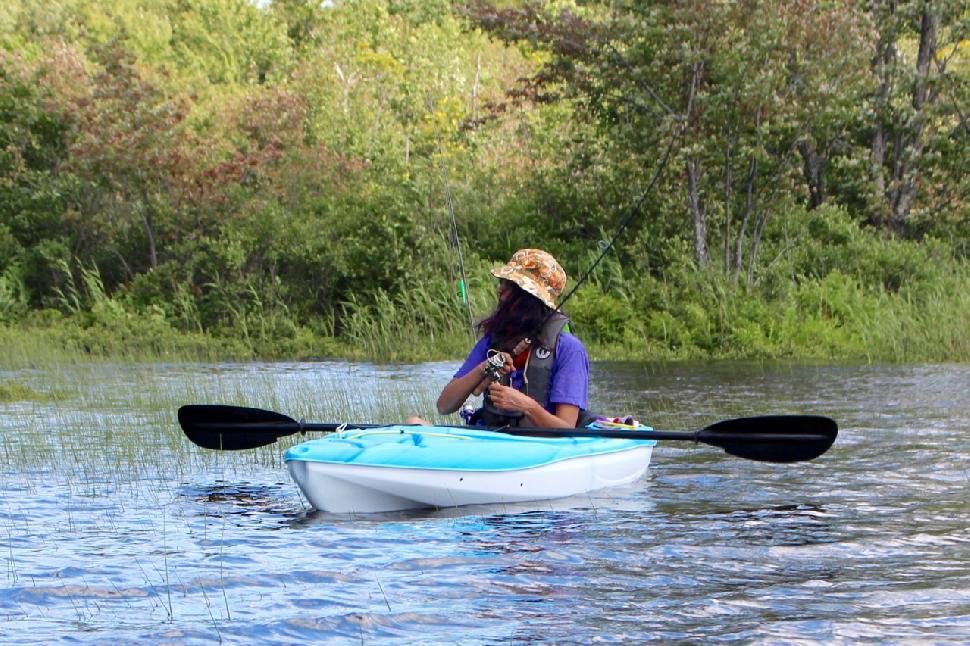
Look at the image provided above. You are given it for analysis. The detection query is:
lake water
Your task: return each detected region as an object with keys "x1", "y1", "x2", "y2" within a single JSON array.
[{"x1": 1, "y1": 361, "x2": 968, "y2": 643}]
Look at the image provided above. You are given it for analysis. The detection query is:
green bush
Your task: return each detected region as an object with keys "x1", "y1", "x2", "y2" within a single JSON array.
[
  {"x1": 793, "y1": 205, "x2": 944, "y2": 292},
  {"x1": 569, "y1": 285, "x2": 643, "y2": 346}
]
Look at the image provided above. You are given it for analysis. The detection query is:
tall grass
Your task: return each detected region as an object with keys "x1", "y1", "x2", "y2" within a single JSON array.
[
  {"x1": 568, "y1": 260, "x2": 970, "y2": 363},
  {"x1": 872, "y1": 272, "x2": 970, "y2": 362},
  {"x1": 2, "y1": 241, "x2": 967, "y2": 366},
  {"x1": 0, "y1": 321, "x2": 252, "y2": 366},
  {"x1": 0, "y1": 361, "x2": 444, "y2": 476},
  {"x1": 339, "y1": 274, "x2": 490, "y2": 362}
]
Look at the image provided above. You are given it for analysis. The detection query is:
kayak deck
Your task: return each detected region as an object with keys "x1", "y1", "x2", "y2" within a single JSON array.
[{"x1": 285, "y1": 425, "x2": 655, "y2": 513}]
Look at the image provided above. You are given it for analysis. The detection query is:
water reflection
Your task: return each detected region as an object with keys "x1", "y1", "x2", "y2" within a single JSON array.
[{"x1": 178, "y1": 481, "x2": 299, "y2": 519}]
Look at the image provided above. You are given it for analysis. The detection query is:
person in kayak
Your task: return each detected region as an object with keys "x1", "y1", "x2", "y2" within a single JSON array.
[{"x1": 409, "y1": 248, "x2": 592, "y2": 429}]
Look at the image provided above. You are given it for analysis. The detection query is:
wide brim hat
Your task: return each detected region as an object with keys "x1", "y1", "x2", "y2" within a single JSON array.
[{"x1": 491, "y1": 248, "x2": 567, "y2": 310}]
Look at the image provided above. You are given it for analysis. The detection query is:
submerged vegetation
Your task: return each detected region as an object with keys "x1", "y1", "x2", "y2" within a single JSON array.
[
  {"x1": 0, "y1": 378, "x2": 54, "y2": 402},
  {"x1": 0, "y1": 0, "x2": 967, "y2": 365}
]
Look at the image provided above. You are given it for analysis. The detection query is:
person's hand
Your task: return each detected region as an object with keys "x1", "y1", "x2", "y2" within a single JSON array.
[
  {"x1": 483, "y1": 352, "x2": 515, "y2": 381},
  {"x1": 500, "y1": 352, "x2": 514, "y2": 374},
  {"x1": 487, "y1": 382, "x2": 536, "y2": 414}
]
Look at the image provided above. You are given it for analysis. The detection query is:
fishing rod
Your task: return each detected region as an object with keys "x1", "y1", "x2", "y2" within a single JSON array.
[
  {"x1": 501, "y1": 133, "x2": 679, "y2": 361},
  {"x1": 432, "y1": 119, "x2": 476, "y2": 339},
  {"x1": 479, "y1": 134, "x2": 679, "y2": 381},
  {"x1": 436, "y1": 95, "x2": 678, "y2": 355}
]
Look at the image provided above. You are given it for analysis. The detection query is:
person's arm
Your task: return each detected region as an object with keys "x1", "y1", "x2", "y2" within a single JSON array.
[
  {"x1": 437, "y1": 362, "x2": 489, "y2": 414},
  {"x1": 436, "y1": 341, "x2": 514, "y2": 414}
]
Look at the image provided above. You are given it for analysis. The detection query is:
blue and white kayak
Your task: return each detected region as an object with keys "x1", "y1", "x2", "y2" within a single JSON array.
[{"x1": 285, "y1": 425, "x2": 655, "y2": 513}]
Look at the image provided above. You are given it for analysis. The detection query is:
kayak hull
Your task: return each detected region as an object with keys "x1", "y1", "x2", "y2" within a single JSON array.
[{"x1": 285, "y1": 426, "x2": 654, "y2": 513}]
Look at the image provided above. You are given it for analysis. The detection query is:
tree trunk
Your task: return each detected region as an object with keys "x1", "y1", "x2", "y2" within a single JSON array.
[
  {"x1": 870, "y1": 125, "x2": 889, "y2": 226},
  {"x1": 683, "y1": 61, "x2": 708, "y2": 270},
  {"x1": 868, "y1": 1, "x2": 895, "y2": 228},
  {"x1": 797, "y1": 140, "x2": 825, "y2": 209},
  {"x1": 887, "y1": 5, "x2": 937, "y2": 234},
  {"x1": 747, "y1": 209, "x2": 770, "y2": 286},
  {"x1": 732, "y1": 156, "x2": 757, "y2": 284},
  {"x1": 143, "y1": 209, "x2": 158, "y2": 270},
  {"x1": 869, "y1": 2, "x2": 939, "y2": 234},
  {"x1": 471, "y1": 53, "x2": 481, "y2": 122},
  {"x1": 686, "y1": 158, "x2": 709, "y2": 268}
]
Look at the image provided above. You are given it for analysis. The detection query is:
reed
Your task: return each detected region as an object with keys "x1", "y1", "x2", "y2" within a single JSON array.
[
  {"x1": 869, "y1": 272, "x2": 970, "y2": 362},
  {"x1": 569, "y1": 258, "x2": 970, "y2": 363},
  {"x1": 0, "y1": 361, "x2": 445, "y2": 476}
]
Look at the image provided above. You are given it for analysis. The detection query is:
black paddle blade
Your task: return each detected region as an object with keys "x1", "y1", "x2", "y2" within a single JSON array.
[
  {"x1": 178, "y1": 405, "x2": 301, "y2": 451},
  {"x1": 697, "y1": 415, "x2": 838, "y2": 463}
]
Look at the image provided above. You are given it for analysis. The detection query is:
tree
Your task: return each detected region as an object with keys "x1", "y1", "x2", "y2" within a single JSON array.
[
  {"x1": 465, "y1": 0, "x2": 872, "y2": 283},
  {"x1": 166, "y1": 0, "x2": 293, "y2": 86},
  {"x1": 866, "y1": 0, "x2": 968, "y2": 235},
  {"x1": 0, "y1": 48, "x2": 84, "y2": 303},
  {"x1": 62, "y1": 42, "x2": 194, "y2": 273}
]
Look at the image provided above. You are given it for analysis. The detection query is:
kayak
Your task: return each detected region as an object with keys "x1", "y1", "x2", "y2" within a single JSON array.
[
  {"x1": 179, "y1": 405, "x2": 837, "y2": 512},
  {"x1": 284, "y1": 425, "x2": 655, "y2": 513}
]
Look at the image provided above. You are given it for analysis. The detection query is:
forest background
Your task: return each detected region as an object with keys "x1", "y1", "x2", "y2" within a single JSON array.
[{"x1": 0, "y1": 0, "x2": 967, "y2": 365}]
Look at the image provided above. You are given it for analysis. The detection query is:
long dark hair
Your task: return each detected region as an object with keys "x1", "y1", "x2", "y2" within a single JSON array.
[{"x1": 477, "y1": 281, "x2": 552, "y2": 351}]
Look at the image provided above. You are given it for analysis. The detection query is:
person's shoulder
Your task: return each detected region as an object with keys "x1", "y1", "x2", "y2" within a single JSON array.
[
  {"x1": 472, "y1": 334, "x2": 492, "y2": 350},
  {"x1": 557, "y1": 331, "x2": 588, "y2": 355}
]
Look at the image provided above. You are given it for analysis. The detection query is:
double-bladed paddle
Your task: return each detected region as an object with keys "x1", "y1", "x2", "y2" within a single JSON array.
[{"x1": 177, "y1": 404, "x2": 837, "y2": 463}]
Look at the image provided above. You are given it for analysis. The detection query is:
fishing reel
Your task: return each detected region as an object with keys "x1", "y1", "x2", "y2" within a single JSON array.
[
  {"x1": 483, "y1": 350, "x2": 507, "y2": 382},
  {"x1": 483, "y1": 337, "x2": 532, "y2": 383}
]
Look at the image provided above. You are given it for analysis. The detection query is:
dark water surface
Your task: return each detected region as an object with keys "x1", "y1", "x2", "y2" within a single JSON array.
[{"x1": 1, "y1": 361, "x2": 968, "y2": 643}]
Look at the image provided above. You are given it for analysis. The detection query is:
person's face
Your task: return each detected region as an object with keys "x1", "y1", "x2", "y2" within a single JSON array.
[{"x1": 497, "y1": 279, "x2": 514, "y2": 302}]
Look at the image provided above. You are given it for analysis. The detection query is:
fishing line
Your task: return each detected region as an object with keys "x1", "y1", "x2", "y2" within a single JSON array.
[
  {"x1": 554, "y1": 132, "x2": 677, "y2": 314},
  {"x1": 442, "y1": 163, "x2": 475, "y2": 337},
  {"x1": 494, "y1": 132, "x2": 679, "y2": 354},
  {"x1": 497, "y1": 130, "x2": 678, "y2": 356}
]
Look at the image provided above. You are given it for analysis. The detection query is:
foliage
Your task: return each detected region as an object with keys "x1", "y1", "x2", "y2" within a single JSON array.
[{"x1": 0, "y1": 0, "x2": 966, "y2": 364}]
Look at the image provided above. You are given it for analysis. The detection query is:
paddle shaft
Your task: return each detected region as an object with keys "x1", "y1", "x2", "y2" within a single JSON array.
[
  {"x1": 188, "y1": 420, "x2": 671, "y2": 440},
  {"x1": 178, "y1": 405, "x2": 838, "y2": 462},
  {"x1": 186, "y1": 420, "x2": 828, "y2": 443}
]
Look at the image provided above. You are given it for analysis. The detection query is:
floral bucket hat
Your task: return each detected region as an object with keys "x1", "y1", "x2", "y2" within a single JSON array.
[{"x1": 491, "y1": 249, "x2": 567, "y2": 310}]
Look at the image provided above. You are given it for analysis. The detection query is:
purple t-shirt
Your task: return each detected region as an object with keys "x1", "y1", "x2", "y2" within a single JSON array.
[{"x1": 454, "y1": 332, "x2": 589, "y2": 413}]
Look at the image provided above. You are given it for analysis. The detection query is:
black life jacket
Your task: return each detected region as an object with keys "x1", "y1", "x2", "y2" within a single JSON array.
[{"x1": 478, "y1": 312, "x2": 570, "y2": 428}]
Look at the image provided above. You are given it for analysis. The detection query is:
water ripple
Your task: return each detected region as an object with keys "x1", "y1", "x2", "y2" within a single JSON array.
[{"x1": 0, "y1": 362, "x2": 968, "y2": 643}]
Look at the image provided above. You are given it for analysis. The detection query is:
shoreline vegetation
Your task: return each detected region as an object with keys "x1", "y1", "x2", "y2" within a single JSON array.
[
  {"x1": 1, "y1": 1, "x2": 967, "y2": 369},
  {"x1": 2, "y1": 251, "x2": 967, "y2": 367}
]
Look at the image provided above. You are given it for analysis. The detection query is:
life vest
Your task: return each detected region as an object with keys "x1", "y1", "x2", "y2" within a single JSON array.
[{"x1": 478, "y1": 312, "x2": 570, "y2": 428}]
